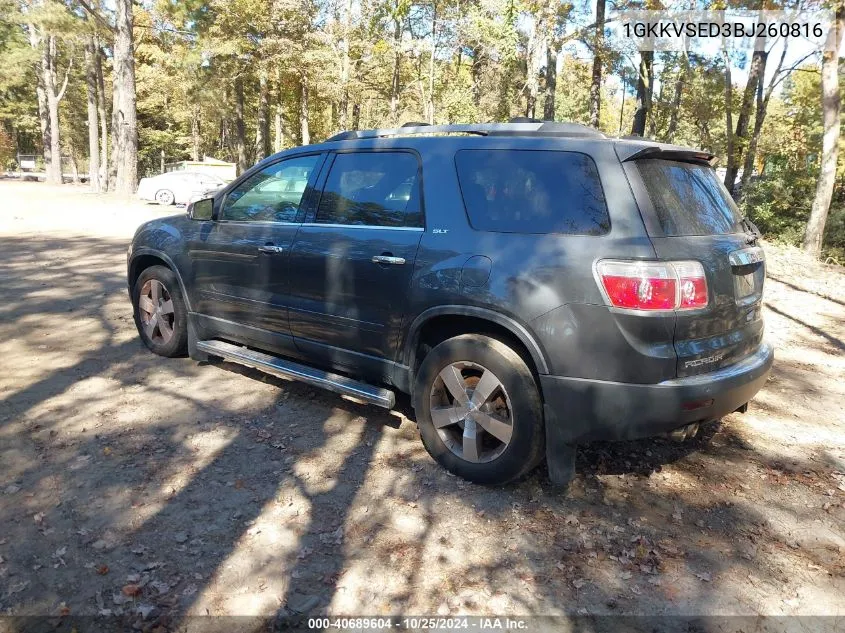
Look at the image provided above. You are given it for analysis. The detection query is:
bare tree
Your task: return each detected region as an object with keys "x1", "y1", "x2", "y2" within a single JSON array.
[
  {"x1": 94, "y1": 38, "x2": 108, "y2": 190},
  {"x1": 803, "y1": 5, "x2": 845, "y2": 257},
  {"x1": 665, "y1": 46, "x2": 689, "y2": 142},
  {"x1": 724, "y1": 40, "x2": 767, "y2": 195},
  {"x1": 32, "y1": 30, "x2": 72, "y2": 184},
  {"x1": 589, "y1": 0, "x2": 606, "y2": 128},
  {"x1": 84, "y1": 36, "x2": 100, "y2": 191},
  {"x1": 630, "y1": 50, "x2": 653, "y2": 136}
]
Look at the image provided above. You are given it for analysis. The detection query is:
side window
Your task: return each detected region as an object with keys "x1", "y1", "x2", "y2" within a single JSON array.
[
  {"x1": 315, "y1": 152, "x2": 422, "y2": 227},
  {"x1": 454, "y1": 150, "x2": 610, "y2": 235},
  {"x1": 221, "y1": 154, "x2": 320, "y2": 223}
]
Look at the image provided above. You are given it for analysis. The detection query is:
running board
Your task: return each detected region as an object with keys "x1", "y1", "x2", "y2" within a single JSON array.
[{"x1": 196, "y1": 339, "x2": 396, "y2": 409}]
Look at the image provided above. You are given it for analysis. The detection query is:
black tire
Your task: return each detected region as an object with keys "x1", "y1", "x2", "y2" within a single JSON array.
[
  {"x1": 132, "y1": 265, "x2": 188, "y2": 357},
  {"x1": 413, "y1": 334, "x2": 545, "y2": 485}
]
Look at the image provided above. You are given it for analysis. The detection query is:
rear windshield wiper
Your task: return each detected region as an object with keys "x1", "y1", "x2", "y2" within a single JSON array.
[{"x1": 740, "y1": 216, "x2": 761, "y2": 244}]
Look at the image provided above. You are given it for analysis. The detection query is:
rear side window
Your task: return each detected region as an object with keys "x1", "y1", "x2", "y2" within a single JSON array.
[
  {"x1": 454, "y1": 150, "x2": 610, "y2": 235},
  {"x1": 634, "y1": 159, "x2": 742, "y2": 236},
  {"x1": 315, "y1": 152, "x2": 423, "y2": 227}
]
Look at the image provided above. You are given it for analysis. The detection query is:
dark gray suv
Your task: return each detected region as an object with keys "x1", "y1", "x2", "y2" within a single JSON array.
[{"x1": 127, "y1": 121, "x2": 773, "y2": 486}]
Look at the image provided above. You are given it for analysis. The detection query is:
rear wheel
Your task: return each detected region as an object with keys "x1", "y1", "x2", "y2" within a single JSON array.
[
  {"x1": 155, "y1": 189, "x2": 175, "y2": 205},
  {"x1": 133, "y1": 265, "x2": 187, "y2": 357},
  {"x1": 413, "y1": 334, "x2": 544, "y2": 485}
]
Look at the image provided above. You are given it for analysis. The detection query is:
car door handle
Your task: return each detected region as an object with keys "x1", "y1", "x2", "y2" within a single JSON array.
[
  {"x1": 372, "y1": 255, "x2": 406, "y2": 265},
  {"x1": 257, "y1": 245, "x2": 285, "y2": 254}
]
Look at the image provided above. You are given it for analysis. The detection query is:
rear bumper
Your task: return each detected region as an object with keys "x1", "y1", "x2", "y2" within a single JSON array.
[{"x1": 541, "y1": 342, "x2": 774, "y2": 444}]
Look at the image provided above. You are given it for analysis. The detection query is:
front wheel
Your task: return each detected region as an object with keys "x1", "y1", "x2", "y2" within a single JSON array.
[
  {"x1": 413, "y1": 334, "x2": 545, "y2": 485},
  {"x1": 132, "y1": 265, "x2": 188, "y2": 357}
]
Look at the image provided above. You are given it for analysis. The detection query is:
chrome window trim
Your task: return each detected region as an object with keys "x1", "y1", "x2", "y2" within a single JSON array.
[
  {"x1": 214, "y1": 220, "x2": 301, "y2": 227},
  {"x1": 306, "y1": 223, "x2": 424, "y2": 232}
]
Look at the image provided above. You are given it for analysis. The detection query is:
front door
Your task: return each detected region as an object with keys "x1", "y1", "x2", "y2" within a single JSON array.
[
  {"x1": 188, "y1": 153, "x2": 325, "y2": 354},
  {"x1": 286, "y1": 150, "x2": 424, "y2": 378}
]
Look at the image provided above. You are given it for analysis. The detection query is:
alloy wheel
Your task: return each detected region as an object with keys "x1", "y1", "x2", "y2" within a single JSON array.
[
  {"x1": 138, "y1": 279, "x2": 175, "y2": 344},
  {"x1": 429, "y1": 361, "x2": 514, "y2": 463},
  {"x1": 155, "y1": 190, "x2": 175, "y2": 205}
]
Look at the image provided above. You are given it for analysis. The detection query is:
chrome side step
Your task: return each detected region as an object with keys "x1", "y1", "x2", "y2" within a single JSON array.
[{"x1": 196, "y1": 339, "x2": 396, "y2": 409}]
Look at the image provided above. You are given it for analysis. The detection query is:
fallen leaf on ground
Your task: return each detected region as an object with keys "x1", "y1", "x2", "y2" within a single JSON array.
[
  {"x1": 122, "y1": 584, "x2": 141, "y2": 597},
  {"x1": 96, "y1": 564, "x2": 109, "y2": 575}
]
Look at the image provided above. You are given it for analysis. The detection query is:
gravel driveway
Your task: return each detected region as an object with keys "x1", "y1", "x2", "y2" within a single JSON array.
[{"x1": 1, "y1": 181, "x2": 844, "y2": 628}]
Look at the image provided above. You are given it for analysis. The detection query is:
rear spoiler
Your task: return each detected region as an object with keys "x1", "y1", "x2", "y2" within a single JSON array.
[{"x1": 614, "y1": 142, "x2": 717, "y2": 167}]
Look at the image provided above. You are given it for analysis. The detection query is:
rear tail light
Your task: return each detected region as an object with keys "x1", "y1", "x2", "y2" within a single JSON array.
[{"x1": 595, "y1": 260, "x2": 708, "y2": 312}]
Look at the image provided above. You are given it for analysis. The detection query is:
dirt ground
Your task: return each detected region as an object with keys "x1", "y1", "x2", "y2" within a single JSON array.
[{"x1": 1, "y1": 180, "x2": 844, "y2": 627}]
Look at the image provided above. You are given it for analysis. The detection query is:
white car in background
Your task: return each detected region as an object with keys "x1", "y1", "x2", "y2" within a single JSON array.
[{"x1": 137, "y1": 171, "x2": 226, "y2": 206}]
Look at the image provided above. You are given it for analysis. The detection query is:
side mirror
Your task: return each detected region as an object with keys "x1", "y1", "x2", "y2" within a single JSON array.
[{"x1": 188, "y1": 197, "x2": 213, "y2": 221}]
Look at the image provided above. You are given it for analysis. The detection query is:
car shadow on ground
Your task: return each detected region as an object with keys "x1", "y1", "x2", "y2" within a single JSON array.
[{"x1": 2, "y1": 234, "x2": 844, "y2": 630}]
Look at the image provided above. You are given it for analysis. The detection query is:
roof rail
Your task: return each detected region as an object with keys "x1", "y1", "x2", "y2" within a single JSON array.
[{"x1": 325, "y1": 121, "x2": 606, "y2": 142}]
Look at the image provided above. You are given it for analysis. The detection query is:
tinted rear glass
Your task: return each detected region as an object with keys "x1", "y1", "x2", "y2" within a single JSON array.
[
  {"x1": 635, "y1": 159, "x2": 742, "y2": 236},
  {"x1": 455, "y1": 150, "x2": 610, "y2": 235}
]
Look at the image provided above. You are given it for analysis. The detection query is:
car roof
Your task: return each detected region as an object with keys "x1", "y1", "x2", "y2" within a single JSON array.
[{"x1": 255, "y1": 122, "x2": 714, "y2": 169}]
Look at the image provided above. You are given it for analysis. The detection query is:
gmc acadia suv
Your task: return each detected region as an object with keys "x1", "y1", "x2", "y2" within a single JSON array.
[{"x1": 127, "y1": 121, "x2": 773, "y2": 486}]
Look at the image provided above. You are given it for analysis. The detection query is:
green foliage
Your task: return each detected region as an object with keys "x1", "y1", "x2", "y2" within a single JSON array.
[{"x1": 0, "y1": 0, "x2": 841, "y2": 255}]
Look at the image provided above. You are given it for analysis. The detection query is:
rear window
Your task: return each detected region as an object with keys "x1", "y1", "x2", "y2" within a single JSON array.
[
  {"x1": 635, "y1": 159, "x2": 743, "y2": 236},
  {"x1": 455, "y1": 150, "x2": 610, "y2": 235}
]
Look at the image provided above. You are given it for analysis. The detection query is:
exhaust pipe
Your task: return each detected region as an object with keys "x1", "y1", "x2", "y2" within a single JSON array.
[{"x1": 666, "y1": 422, "x2": 700, "y2": 442}]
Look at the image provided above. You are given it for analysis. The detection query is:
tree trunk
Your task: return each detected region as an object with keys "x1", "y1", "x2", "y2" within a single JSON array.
[
  {"x1": 27, "y1": 25, "x2": 51, "y2": 173},
  {"x1": 389, "y1": 18, "x2": 402, "y2": 122},
  {"x1": 630, "y1": 50, "x2": 653, "y2": 136},
  {"x1": 722, "y1": 49, "x2": 733, "y2": 190},
  {"x1": 351, "y1": 103, "x2": 360, "y2": 130},
  {"x1": 256, "y1": 70, "x2": 270, "y2": 160},
  {"x1": 191, "y1": 104, "x2": 201, "y2": 161},
  {"x1": 803, "y1": 6, "x2": 844, "y2": 258},
  {"x1": 543, "y1": 46, "x2": 557, "y2": 120},
  {"x1": 426, "y1": 2, "x2": 437, "y2": 124},
  {"x1": 274, "y1": 106, "x2": 284, "y2": 153},
  {"x1": 740, "y1": 59, "x2": 777, "y2": 195},
  {"x1": 111, "y1": 0, "x2": 138, "y2": 194},
  {"x1": 725, "y1": 43, "x2": 767, "y2": 196},
  {"x1": 85, "y1": 37, "x2": 100, "y2": 192},
  {"x1": 470, "y1": 45, "x2": 482, "y2": 109},
  {"x1": 234, "y1": 76, "x2": 247, "y2": 173},
  {"x1": 665, "y1": 48, "x2": 689, "y2": 143},
  {"x1": 42, "y1": 36, "x2": 62, "y2": 184},
  {"x1": 299, "y1": 71, "x2": 310, "y2": 145},
  {"x1": 69, "y1": 150, "x2": 79, "y2": 183},
  {"x1": 589, "y1": 0, "x2": 606, "y2": 128},
  {"x1": 95, "y1": 40, "x2": 108, "y2": 190},
  {"x1": 525, "y1": 13, "x2": 547, "y2": 119},
  {"x1": 339, "y1": 0, "x2": 353, "y2": 130}
]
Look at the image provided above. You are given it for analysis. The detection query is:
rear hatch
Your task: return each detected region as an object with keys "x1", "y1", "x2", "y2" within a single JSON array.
[{"x1": 625, "y1": 155, "x2": 765, "y2": 378}]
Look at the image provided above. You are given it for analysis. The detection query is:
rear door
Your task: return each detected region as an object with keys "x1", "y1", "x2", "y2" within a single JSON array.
[
  {"x1": 286, "y1": 149, "x2": 424, "y2": 379},
  {"x1": 624, "y1": 157, "x2": 765, "y2": 377}
]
